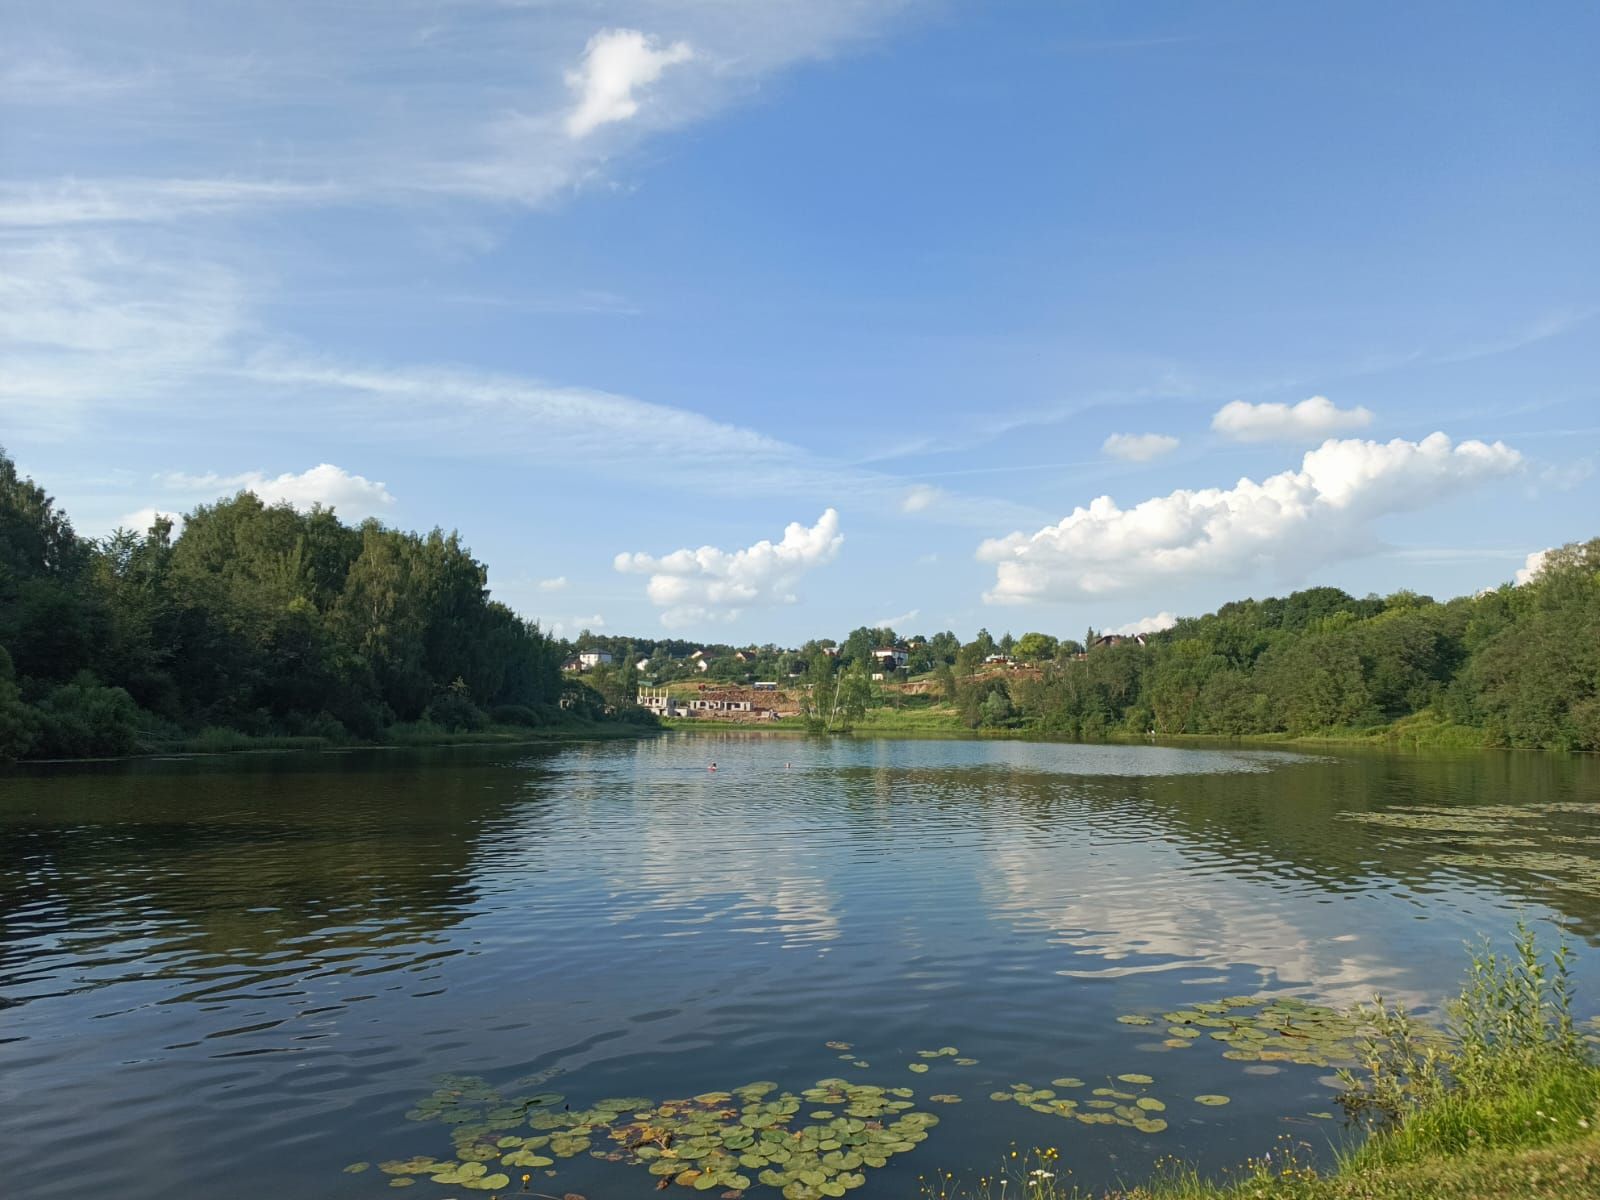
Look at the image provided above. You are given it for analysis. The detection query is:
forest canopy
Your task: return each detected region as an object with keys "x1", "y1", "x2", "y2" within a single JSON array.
[
  {"x1": 3, "y1": 448, "x2": 1596, "y2": 758},
  {"x1": 0, "y1": 449, "x2": 589, "y2": 760}
]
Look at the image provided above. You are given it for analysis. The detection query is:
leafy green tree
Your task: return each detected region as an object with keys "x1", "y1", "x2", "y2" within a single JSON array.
[
  {"x1": 833, "y1": 660, "x2": 873, "y2": 731},
  {"x1": 0, "y1": 647, "x2": 38, "y2": 761},
  {"x1": 1014, "y1": 632, "x2": 1058, "y2": 661}
]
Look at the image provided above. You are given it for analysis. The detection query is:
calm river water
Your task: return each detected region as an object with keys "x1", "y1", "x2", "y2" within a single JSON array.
[{"x1": 2, "y1": 734, "x2": 1598, "y2": 1199}]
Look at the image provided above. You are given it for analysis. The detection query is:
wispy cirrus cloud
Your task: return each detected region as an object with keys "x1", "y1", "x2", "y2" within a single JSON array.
[
  {"x1": 900, "y1": 483, "x2": 943, "y2": 513},
  {"x1": 0, "y1": 49, "x2": 159, "y2": 105},
  {"x1": 0, "y1": 234, "x2": 245, "y2": 435},
  {"x1": 3, "y1": 1, "x2": 912, "y2": 224},
  {"x1": 871, "y1": 608, "x2": 920, "y2": 629},
  {"x1": 0, "y1": 179, "x2": 344, "y2": 228}
]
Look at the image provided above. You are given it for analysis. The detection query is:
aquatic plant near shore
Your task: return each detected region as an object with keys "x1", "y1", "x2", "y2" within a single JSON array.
[
  {"x1": 371, "y1": 1075, "x2": 941, "y2": 1199},
  {"x1": 931, "y1": 928, "x2": 1600, "y2": 1199}
]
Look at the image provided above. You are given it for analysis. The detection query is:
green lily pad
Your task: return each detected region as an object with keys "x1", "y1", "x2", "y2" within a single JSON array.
[
  {"x1": 1117, "y1": 1074, "x2": 1154, "y2": 1084},
  {"x1": 907, "y1": 1063, "x2": 929, "y2": 1073},
  {"x1": 1136, "y1": 1097, "x2": 1165, "y2": 1111},
  {"x1": 1195, "y1": 1094, "x2": 1231, "y2": 1106},
  {"x1": 1050, "y1": 1078, "x2": 1084, "y2": 1088},
  {"x1": 1117, "y1": 1015, "x2": 1154, "y2": 1026},
  {"x1": 343, "y1": 1162, "x2": 370, "y2": 1174}
]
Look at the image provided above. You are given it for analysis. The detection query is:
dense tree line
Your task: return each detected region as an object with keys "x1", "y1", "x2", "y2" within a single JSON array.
[
  {"x1": 0, "y1": 450, "x2": 600, "y2": 761},
  {"x1": 951, "y1": 544, "x2": 1600, "y2": 750}
]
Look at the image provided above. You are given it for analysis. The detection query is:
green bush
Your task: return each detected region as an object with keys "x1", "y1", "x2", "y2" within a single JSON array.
[
  {"x1": 0, "y1": 647, "x2": 38, "y2": 761},
  {"x1": 31, "y1": 673, "x2": 141, "y2": 758},
  {"x1": 424, "y1": 689, "x2": 487, "y2": 732},
  {"x1": 1339, "y1": 922, "x2": 1596, "y2": 1163},
  {"x1": 489, "y1": 703, "x2": 543, "y2": 727}
]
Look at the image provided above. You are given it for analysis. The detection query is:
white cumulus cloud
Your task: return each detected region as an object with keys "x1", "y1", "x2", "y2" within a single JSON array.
[
  {"x1": 1110, "y1": 612, "x2": 1178, "y2": 636},
  {"x1": 1211, "y1": 395, "x2": 1374, "y2": 443},
  {"x1": 1102, "y1": 432, "x2": 1179, "y2": 461},
  {"x1": 545, "y1": 613, "x2": 606, "y2": 638},
  {"x1": 1514, "y1": 549, "x2": 1551, "y2": 586},
  {"x1": 616, "y1": 509, "x2": 844, "y2": 628},
  {"x1": 158, "y1": 464, "x2": 396, "y2": 519},
  {"x1": 116, "y1": 506, "x2": 183, "y2": 536},
  {"x1": 978, "y1": 433, "x2": 1522, "y2": 604},
  {"x1": 565, "y1": 28, "x2": 693, "y2": 139},
  {"x1": 538, "y1": 576, "x2": 569, "y2": 591}
]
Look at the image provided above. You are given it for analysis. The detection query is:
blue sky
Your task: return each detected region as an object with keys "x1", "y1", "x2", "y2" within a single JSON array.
[{"x1": 3, "y1": 0, "x2": 1597, "y2": 643}]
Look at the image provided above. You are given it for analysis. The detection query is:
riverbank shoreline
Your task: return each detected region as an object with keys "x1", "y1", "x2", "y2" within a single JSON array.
[
  {"x1": 658, "y1": 716, "x2": 1578, "y2": 755},
  {"x1": 4, "y1": 719, "x2": 662, "y2": 766}
]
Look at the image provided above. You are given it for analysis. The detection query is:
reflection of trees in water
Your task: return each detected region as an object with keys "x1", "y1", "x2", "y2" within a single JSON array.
[
  {"x1": 0, "y1": 747, "x2": 563, "y2": 999},
  {"x1": 805, "y1": 749, "x2": 1600, "y2": 995},
  {"x1": 826, "y1": 748, "x2": 1600, "y2": 944},
  {"x1": 1127, "y1": 751, "x2": 1600, "y2": 941}
]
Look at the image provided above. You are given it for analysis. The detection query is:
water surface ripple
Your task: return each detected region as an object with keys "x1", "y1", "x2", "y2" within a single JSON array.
[{"x1": 1, "y1": 735, "x2": 1597, "y2": 1198}]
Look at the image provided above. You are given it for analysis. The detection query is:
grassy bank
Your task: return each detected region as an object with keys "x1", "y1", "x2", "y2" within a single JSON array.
[
  {"x1": 660, "y1": 709, "x2": 1502, "y2": 751},
  {"x1": 931, "y1": 927, "x2": 1600, "y2": 1200},
  {"x1": 137, "y1": 718, "x2": 660, "y2": 757}
]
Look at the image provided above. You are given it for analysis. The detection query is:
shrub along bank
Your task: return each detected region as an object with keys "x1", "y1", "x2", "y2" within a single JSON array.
[{"x1": 934, "y1": 926, "x2": 1600, "y2": 1200}]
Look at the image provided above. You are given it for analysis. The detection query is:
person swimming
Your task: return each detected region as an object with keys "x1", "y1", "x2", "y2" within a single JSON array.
[{"x1": 708, "y1": 762, "x2": 717, "y2": 771}]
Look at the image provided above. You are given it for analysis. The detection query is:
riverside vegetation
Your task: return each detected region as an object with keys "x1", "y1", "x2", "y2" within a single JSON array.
[
  {"x1": 927, "y1": 927, "x2": 1600, "y2": 1200},
  {"x1": 632, "y1": 535, "x2": 1600, "y2": 749},
  {"x1": 6, "y1": 444, "x2": 1597, "y2": 757},
  {"x1": 0, "y1": 449, "x2": 653, "y2": 761}
]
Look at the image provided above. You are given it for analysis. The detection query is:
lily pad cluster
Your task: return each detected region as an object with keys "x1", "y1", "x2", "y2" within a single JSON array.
[
  {"x1": 613, "y1": 1079, "x2": 940, "y2": 1200},
  {"x1": 1125, "y1": 995, "x2": 1368, "y2": 1067},
  {"x1": 370, "y1": 1076, "x2": 940, "y2": 1199},
  {"x1": 908, "y1": 1046, "x2": 976, "y2": 1072},
  {"x1": 987, "y1": 1077, "x2": 1168, "y2": 1134},
  {"x1": 1339, "y1": 802, "x2": 1600, "y2": 893}
]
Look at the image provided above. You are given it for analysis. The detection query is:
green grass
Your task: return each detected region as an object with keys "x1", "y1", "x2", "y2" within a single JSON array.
[
  {"x1": 851, "y1": 705, "x2": 966, "y2": 732},
  {"x1": 381, "y1": 720, "x2": 656, "y2": 747},
  {"x1": 164, "y1": 727, "x2": 335, "y2": 754},
  {"x1": 145, "y1": 719, "x2": 658, "y2": 756},
  {"x1": 930, "y1": 926, "x2": 1600, "y2": 1200}
]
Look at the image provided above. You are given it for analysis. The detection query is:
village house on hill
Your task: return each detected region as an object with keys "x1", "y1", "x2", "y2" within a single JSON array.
[
  {"x1": 1091, "y1": 633, "x2": 1148, "y2": 649},
  {"x1": 871, "y1": 645, "x2": 911, "y2": 670}
]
